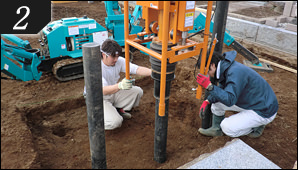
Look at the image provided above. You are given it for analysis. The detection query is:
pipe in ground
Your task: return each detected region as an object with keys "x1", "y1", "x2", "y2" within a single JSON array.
[
  {"x1": 83, "y1": 42, "x2": 106, "y2": 169},
  {"x1": 150, "y1": 42, "x2": 177, "y2": 163},
  {"x1": 211, "y1": 1, "x2": 229, "y2": 54}
]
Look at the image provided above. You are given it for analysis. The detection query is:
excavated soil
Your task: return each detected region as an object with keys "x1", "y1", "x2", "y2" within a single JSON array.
[
  {"x1": 1, "y1": 1, "x2": 297, "y2": 169},
  {"x1": 232, "y1": 6, "x2": 283, "y2": 18}
]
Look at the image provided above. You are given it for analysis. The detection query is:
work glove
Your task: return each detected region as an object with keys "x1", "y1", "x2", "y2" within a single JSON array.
[
  {"x1": 199, "y1": 100, "x2": 210, "y2": 119},
  {"x1": 196, "y1": 73, "x2": 211, "y2": 89},
  {"x1": 118, "y1": 78, "x2": 132, "y2": 90}
]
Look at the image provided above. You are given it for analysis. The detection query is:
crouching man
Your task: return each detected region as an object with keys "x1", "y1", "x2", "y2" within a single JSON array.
[
  {"x1": 196, "y1": 51, "x2": 278, "y2": 138},
  {"x1": 84, "y1": 39, "x2": 151, "y2": 130}
]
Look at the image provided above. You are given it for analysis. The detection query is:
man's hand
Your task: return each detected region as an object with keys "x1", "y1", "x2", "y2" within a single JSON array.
[
  {"x1": 196, "y1": 73, "x2": 211, "y2": 89},
  {"x1": 118, "y1": 78, "x2": 132, "y2": 90},
  {"x1": 199, "y1": 100, "x2": 210, "y2": 119}
]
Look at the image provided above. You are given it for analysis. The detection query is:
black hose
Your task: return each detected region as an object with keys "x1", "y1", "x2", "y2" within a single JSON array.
[{"x1": 187, "y1": 29, "x2": 204, "y2": 39}]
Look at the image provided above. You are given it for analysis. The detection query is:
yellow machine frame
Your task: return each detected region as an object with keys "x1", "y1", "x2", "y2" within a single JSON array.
[{"x1": 124, "y1": 1, "x2": 215, "y2": 116}]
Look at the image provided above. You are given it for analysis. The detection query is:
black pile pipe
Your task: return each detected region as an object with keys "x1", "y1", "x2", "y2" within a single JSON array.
[
  {"x1": 150, "y1": 42, "x2": 177, "y2": 163},
  {"x1": 83, "y1": 42, "x2": 107, "y2": 169},
  {"x1": 211, "y1": 1, "x2": 229, "y2": 54},
  {"x1": 153, "y1": 98, "x2": 169, "y2": 163}
]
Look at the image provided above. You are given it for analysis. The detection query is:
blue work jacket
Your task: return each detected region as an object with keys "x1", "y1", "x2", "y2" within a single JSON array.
[{"x1": 207, "y1": 51, "x2": 279, "y2": 118}]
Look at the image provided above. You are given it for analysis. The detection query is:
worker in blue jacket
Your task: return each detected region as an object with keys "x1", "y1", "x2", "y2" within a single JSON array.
[{"x1": 196, "y1": 50, "x2": 278, "y2": 138}]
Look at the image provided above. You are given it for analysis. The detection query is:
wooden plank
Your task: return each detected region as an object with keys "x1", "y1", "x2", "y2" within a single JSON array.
[{"x1": 259, "y1": 58, "x2": 297, "y2": 74}]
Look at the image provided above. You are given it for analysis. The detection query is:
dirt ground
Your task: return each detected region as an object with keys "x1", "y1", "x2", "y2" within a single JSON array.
[
  {"x1": 232, "y1": 5, "x2": 283, "y2": 18},
  {"x1": 1, "y1": 1, "x2": 297, "y2": 169}
]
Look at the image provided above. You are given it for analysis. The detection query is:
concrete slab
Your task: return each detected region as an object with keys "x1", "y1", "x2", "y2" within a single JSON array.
[
  {"x1": 225, "y1": 16, "x2": 297, "y2": 55},
  {"x1": 291, "y1": 4, "x2": 297, "y2": 17},
  {"x1": 225, "y1": 16, "x2": 260, "y2": 42},
  {"x1": 265, "y1": 20, "x2": 279, "y2": 27},
  {"x1": 178, "y1": 138, "x2": 281, "y2": 169},
  {"x1": 256, "y1": 24, "x2": 297, "y2": 54},
  {"x1": 285, "y1": 23, "x2": 297, "y2": 32},
  {"x1": 283, "y1": 1, "x2": 295, "y2": 17},
  {"x1": 277, "y1": 16, "x2": 287, "y2": 23}
]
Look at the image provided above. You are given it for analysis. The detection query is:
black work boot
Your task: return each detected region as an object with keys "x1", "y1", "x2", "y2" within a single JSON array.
[
  {"x1": 198, "y1": 115, "x2": 224, "y2": 137},
  {"x1": 116, "y1": 108, "x2": 132, "y2": 119},
  {"x1": 247, "y1": 125, "x2": 266, "y2": 138}
]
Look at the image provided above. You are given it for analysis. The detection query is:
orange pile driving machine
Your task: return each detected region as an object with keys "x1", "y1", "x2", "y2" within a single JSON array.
[
  {"x1": 123, "y1": 1, "x2": 215, "y2": 163},
  {"x1": 124, "y1": 1, "x2": 215, "y2": 116}
]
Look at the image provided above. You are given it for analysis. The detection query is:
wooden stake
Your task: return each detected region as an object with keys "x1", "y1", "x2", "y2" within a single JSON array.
[{"x1": 259, "y1": 58, "x2": 297, "y2": 74}]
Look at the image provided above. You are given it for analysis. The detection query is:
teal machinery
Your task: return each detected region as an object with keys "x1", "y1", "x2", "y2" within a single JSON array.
[
  {"x1": 104, "y1": 1, "x2": 143, "y2": 47},
  {"x1": 1, "y1": 16, "x2": 107, "y2": 81}
]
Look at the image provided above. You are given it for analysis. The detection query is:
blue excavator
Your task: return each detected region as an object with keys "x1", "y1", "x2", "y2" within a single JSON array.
[
  {"x1": 104, "y1": 1, "x2": 143, "y2": 47},
  {"x1": 1, "y1": 1, "x2": 145, "y2": 82},
  {"x1": 1, "y1": 16, "x2": 107, "y2": 81}
]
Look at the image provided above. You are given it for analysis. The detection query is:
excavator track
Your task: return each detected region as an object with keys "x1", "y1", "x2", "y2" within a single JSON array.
[{"x1": 52, "y1": 58, "x2": 84, "y2": 81}]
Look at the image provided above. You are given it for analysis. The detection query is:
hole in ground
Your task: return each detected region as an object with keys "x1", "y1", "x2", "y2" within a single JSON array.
[
  {"x1": 52, "y1": 125, "x2": 67, "y2": 137},
  {"x1": 17, "y1": 97, "x2": 86, "y2": 168}
]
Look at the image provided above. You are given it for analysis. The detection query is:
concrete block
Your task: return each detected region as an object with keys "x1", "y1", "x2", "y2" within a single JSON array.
[
  {"x1": 265, "y1": 3, "x2": 274, "y2": 8},
  {"x1": 269, "y1": 1, "x2": 285, "y2": 7},
  {"x1": 256, "y1": 25, "x2": 297, "y2": 54},
  {"x1": 286, "y1": 17, "x2": 297, "y2": 24},
  {"x1": 283, "y1": 1, "x2": 294, "y2": 16},
  {"x1": 285, "y1": 23, "x2": 297, "y2": 32},
  {"x1": 277, "y1": 16, "x2": 287, "y2": 23},
  {"x1": 291, "y1": 4, "x2": 297, "y2": 17},
  {"x1": 226, "y1": 17, "x2": 259, "y2": 41},
  {"x1": 178, "y1": 139, "x2": 281, "y2": 169},
  {"x1": 274, "y1": 5, "x2": 284, "y2": 14},
  {"x1": 257, "y1": 19, "x2": 266, "y2": 24},
  {"x1": 265, "y1": 20, "x2": 279, "y2": 27}
]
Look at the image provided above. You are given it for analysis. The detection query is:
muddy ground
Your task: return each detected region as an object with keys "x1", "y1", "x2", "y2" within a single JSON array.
[{"x1": 1, "y1": 1, "x2": 297, "y2": 169}]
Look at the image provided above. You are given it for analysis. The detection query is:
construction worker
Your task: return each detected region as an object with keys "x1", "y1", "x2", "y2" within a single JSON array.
[
  {"x1": 196, "y1": 50, "x2": 278, "y2": 138},
  {"x1": 84, "y1": 39, "x2": 151, "y2": 130}
]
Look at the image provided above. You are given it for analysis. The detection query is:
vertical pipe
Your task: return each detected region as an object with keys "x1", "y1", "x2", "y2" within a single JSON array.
[
  {"x1": 150, "y1": 53, "x2": 175, "y2": 163},
  {"x1": 152, "y1": 1, "x2": 171, "y2": 164},
  {"x1": 211, "y1": 1, "x2": 229, "y2": 54},
  {"x1": 83, "y1": 42, "x2": 106, "y2": 169},
  {"x1": 124, "y1": 1, "x2": 130, "y2": 80},
  {"x1": 157, "y1": 10, "x2": 164, "y2": 42},
  {"x1": 196, "y1": 1, "x2": 213, "y2": 99},
  {"x1": 158, "y1": 1, "x2": 170, "y2": 117},
  {"x1": 154, "y1": 98, "x2": 169, "y2": 163}
]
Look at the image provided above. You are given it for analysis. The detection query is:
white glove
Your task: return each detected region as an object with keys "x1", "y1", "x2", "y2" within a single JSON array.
[{"x1": 118, "y1": 78, "x2": 132, "y2": 90}]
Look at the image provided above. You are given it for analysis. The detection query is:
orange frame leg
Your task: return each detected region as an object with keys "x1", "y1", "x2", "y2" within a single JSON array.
[
  {"x1": 196, "y1": 1, "x2": 213, "y2": 100},
  {"x1": 124, "y1": 1, "x2": 130, "y2": 80}
]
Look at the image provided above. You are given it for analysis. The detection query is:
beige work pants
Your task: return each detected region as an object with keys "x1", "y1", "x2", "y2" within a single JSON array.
[{"x1": 103, "y1": 86, "x2": 143, "y2": 130}]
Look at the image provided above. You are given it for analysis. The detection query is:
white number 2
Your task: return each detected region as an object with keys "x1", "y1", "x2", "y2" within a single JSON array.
[{"x1": 13, "y1": 6, "x2": 30, "y2": 30}]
